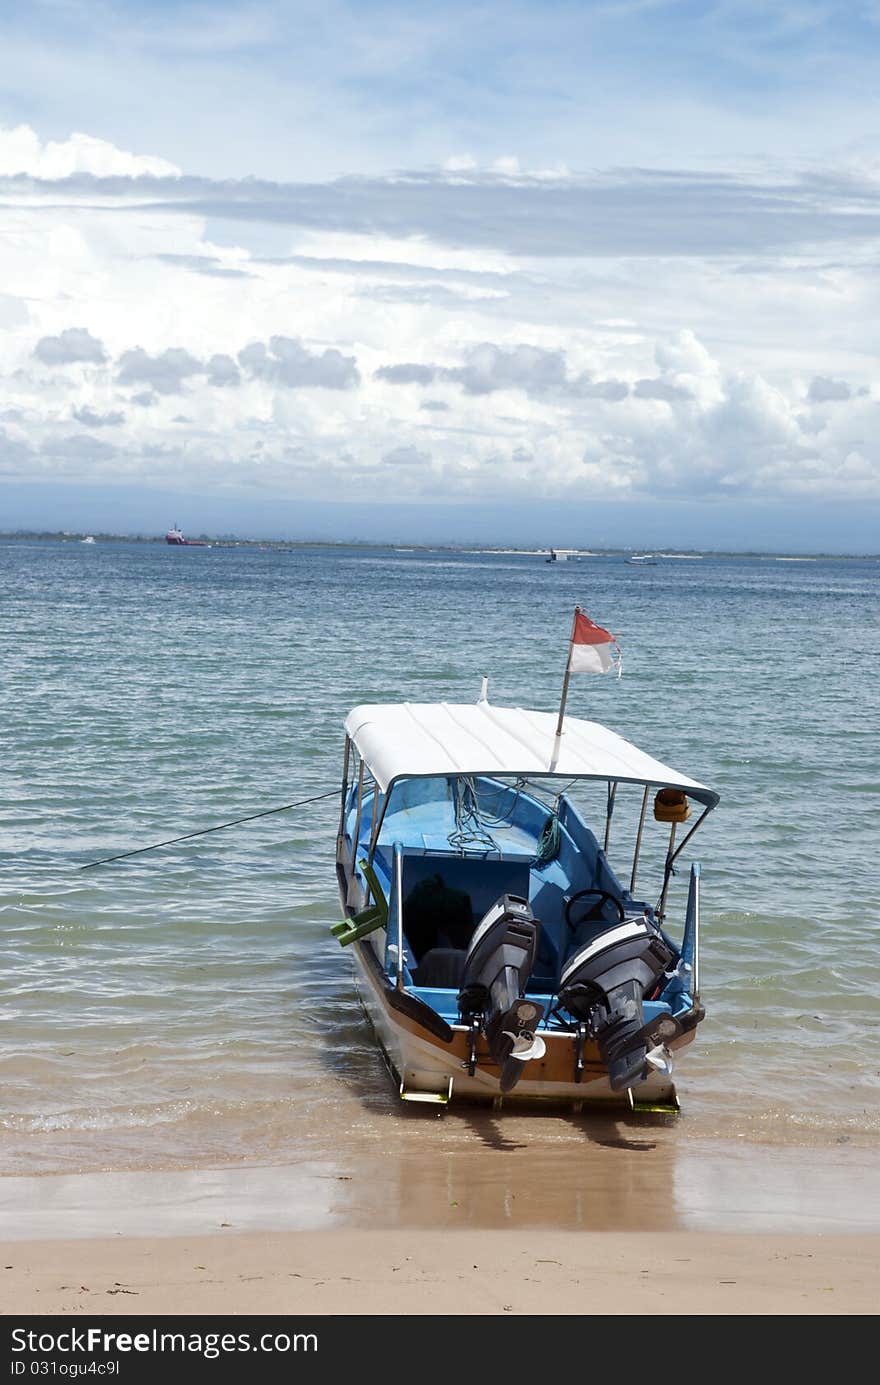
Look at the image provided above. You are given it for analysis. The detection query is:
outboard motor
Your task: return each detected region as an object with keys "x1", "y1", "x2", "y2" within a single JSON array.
[
  {"x1": 558, "y1": 916, "x2": 675, "y2": 1092},
  {"x1": 458, "y1": 894, "x2": 546, "y2": 1093}
]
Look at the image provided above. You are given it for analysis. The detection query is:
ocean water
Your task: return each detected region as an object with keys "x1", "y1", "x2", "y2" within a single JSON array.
[{"x1": 1, "y1": 538, "x2": 879, "y2": 1179}]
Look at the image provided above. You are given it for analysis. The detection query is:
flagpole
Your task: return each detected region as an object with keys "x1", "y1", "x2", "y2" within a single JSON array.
[{"x1": 549, "y1": 605, "x2": 580, "y2": 773}]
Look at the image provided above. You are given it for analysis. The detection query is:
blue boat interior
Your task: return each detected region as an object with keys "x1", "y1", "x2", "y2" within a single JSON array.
[{"x1": 343, "y1": 774, "x2": 695, "y2": 1030}]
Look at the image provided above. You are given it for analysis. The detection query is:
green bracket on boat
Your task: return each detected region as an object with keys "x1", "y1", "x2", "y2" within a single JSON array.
[
  {"x1": 333, "y1": 858, "x2": 389, "y2": 947},
  {"x1": 629, "y1": 1096, "x2": 681, "y2": 1117}
]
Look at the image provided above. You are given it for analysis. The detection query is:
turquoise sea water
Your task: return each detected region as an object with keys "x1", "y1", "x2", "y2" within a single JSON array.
[{"x1": 1, "y1": 538, "x2": 879, "y2": 1177}]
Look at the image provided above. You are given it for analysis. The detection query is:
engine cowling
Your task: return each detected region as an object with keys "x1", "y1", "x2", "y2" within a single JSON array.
[
  {"x1": 558, "y1": 917, "x2": 675, "y2": 1091},
  {"x1": 457, "y1": 894, "x2": 545, "y2": 1092}
]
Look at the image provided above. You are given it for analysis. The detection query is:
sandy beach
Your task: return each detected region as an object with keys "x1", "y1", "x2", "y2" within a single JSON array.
[
  {"x1": 3, "y1": 1227, "x2": 879, "y2": 1316},
  {"x1": 2, "y1": 1136, "x2": 879, "y2": 1315}
]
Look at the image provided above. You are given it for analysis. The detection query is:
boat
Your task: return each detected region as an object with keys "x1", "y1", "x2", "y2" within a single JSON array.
[
  {"x1": 626, "y1": 553, "x2": 658, "y2": 565},
  {"x1": 81, "y1": 536, "x2": 96, "y2": 544},
  {"x1": 545, "y1": 548, "x2": 568, "y2": 563},
  {"x1": 334, "y1": 657, "x2": 719, "y2": 1111},
  {"x1": 165, "y1": 524, "x2": 210, "y2": 548}
]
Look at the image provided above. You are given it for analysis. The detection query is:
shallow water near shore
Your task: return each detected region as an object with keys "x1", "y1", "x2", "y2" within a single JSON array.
[{"x1": 1, "y1": 538, "x2": 879, "y2": 1196}]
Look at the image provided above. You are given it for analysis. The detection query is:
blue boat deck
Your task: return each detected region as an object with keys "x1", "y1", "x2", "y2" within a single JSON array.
[
  {"x1": 342, "y1": 772, "x2": 695, "y2": 1029},
  {"x1": 409, "y1": 986, "x2": 674, "y2": 1026}
]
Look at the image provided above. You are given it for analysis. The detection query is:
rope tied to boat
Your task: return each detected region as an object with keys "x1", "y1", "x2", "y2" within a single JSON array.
[{"x1": 79, "y1": 787, "x2": 341, "y2": 869}]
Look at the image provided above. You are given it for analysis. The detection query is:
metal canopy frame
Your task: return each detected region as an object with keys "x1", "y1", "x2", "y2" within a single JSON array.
[{"x1": 340, "y1": 737, "x2": 717, "y2": 919}]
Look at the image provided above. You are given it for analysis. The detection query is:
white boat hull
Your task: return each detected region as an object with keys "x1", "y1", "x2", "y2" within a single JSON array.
[{"x1": 348, "y1": 930, "x2": 687, "y2": 1110}]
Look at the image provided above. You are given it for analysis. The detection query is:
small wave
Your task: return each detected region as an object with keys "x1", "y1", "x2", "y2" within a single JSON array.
[{"x1": 1, "y1": 1102, "x2": 205, "y2": 1134}]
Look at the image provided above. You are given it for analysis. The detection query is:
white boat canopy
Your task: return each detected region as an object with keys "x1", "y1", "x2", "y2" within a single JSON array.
[{"x1": 344, "y1": 702, "x2": 719, "y2": 809}]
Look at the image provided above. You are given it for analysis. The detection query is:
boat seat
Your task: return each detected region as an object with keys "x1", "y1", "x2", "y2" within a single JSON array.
[
  {"x1": 414, "y1": 947, "x2": 467, "y2": 989},
  {"x1": 402, "y1": 873, "x2": 474, "y2": 961}
]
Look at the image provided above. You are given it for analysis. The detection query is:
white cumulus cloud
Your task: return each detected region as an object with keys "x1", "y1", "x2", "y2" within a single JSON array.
[
  {"x1": 1, "y1": 128, "x2": 879, "y2": 520},
  {"x1": 0, "y1": 124, "x2": 181, "y2": 179}
]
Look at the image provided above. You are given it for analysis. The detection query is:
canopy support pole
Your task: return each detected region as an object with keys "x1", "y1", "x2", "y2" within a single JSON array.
[
  {"x1": 630, "y1": 784, "x2": 650, "y2": 894},
  {"x1": 395, "y1": 844, "x2": 405, "y2": 990},
  {"x1": 368, "y1": 788, "x2": 390, "y2": 869},
  {"x1": 658, "y1": 822, "x2": 678, "y2": 921},
  {"x1": 337, "y1": 736, "x2": 351, "y2": 848},
  {"x1": 364, "y1": 784, "x2": 380, "y2": 906},
  {"x1": 347, "y1": 758, "x2": 365, "y2": 908},
  {"x1": 603, "y1": 780, "x2": 617, "y2": 854},
  {"x1": 667, "y1": 802, "x2": 713, "y2": 871}
]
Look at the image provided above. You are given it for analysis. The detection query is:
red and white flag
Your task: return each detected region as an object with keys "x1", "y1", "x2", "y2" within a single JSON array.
[
  {"x1": 569, "y1": 607, "x2": 621, "y2": 676},
  {"x1": 549, "y1": 605, "x2": 621, "y2": 768}
]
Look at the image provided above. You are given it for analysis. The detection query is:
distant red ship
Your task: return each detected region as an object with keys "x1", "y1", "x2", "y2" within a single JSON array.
[{"x1": 165, "y1": 524, "x2": 210, "y2": 547}]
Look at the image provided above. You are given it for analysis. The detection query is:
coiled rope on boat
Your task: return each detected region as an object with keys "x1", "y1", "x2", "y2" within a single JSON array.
[{"x1": 447, "y1": 776, "x2": 501, "y2": 853}]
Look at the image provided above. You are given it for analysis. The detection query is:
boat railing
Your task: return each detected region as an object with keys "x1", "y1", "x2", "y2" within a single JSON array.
[
  {"x1": 680, "y1": 862, "x2": 701, "y2": 995},
  {"x1": 346, "y1": 759, "x2": 366, "y2": 909},
  {"x1": 393, "y1": 842, "x2": 405, "y2": 989},
  {"x1": 337, "y1": 735, "x2": 351, "y2": 849}
]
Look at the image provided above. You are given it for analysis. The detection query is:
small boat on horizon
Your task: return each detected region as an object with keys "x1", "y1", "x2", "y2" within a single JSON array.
[
  {"x1": 333, "y1": 617, "x2": 718, "y2": 1110},
  {"x1": 626, "y1": 553, "x2": 658, "y2": 565},
  {"x1": 165, "y1": 524, "x2": 211, "y2": 548},
  {"x1": 81, "y1": 535, "x2": 96, "y2": 544}
]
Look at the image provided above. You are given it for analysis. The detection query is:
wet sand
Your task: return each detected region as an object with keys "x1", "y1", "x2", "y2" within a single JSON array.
[
  {"x1": 2, "y1": 1131, "x2": 879, "y2": 1315},
  {"x1": 3, "y1": 1128, "x2": 880, "y2": 1239}
]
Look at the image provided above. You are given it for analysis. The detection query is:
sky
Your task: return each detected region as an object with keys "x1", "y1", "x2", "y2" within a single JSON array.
[{"x1": 1, "y1": 1, "x2": 880, "y2": 550}]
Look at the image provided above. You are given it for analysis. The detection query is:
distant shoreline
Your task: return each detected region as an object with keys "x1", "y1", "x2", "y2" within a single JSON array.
[{"x1": 1, "y1": 531, "x2": 877, "y2": 560}]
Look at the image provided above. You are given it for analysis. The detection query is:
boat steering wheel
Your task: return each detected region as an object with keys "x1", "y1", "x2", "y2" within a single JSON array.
[{"x1": 564, "y1": 888, "x2": 626, "y2": 931}]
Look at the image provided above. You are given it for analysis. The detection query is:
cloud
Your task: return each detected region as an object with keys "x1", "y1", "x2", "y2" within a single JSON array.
[
  {"x1": 42, "y1": 432, "x2": 117, "y2": 463},
  {"x1": 117, "y1": 347, "x2": 204, "y2": 395},
  {"x1": 443, "y1": 155, "x2": 479, "y2": 173},
  {"x1": 2, "y1": 125, "x2": 880, "y2": 526},
  {"x1": 375, "y1": 344, "x2": 570, "y2": 397},
  {"x1": 72, "y1": 406, "x2": 125, "y2": 427},
  {"x1": 0, "y1": 426, "x2": 34, "y2": 470},
  {"x1": 0, "y1": 124, "x2": 180, "y2": 179},
  {"x1": 375, "y1": 363, "x2": 437, "y2": 385},
  {"x1": 633, "y1": 378, "x2": 693, "y2": 402},
  {"x1": 157, "y1": 252, "x2": 251, "y2": 279},
  {"x1": 4, "y1": 0, "x2": 880, "y2": 209},
  {"x1": 206, "y1": 353, "x2": 241, "y2": 387},
  {"x1": 448, "y1": 343, "x2": 567, "y2": 395},
  {"x1": 359, "y1": 281, "x2": 502, "y2": 306},
  {"x1": 116, "y1": 341, "x2": 351, "y2": 395},
  {"x1": 655, "y1": 330, "x2": 717, "y2": 378},
  {"x1": 238, "y1": 336, "x2": 359, "y2": 389},
  {"x1": 34, "y1": 328, "x2": 107, "y2": 366},
  {"x1": 377, "y1": 344, "x2": 631, "y2": 402},
  {"x1": 6, "y1": 162, "x2": 880, "y2": 260},
  {"x1": 807, "y1": 376, "x2": 852, "y2": 403},
  {"x1": 569, "y1": 377, "x2": 629, "y2": 401},
  {"x1": 0, "y1": 293, "x2": 28, "y2": 328},
  {"x1": 382, "y1": 445, "x2": 431, "y2": 469}
]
